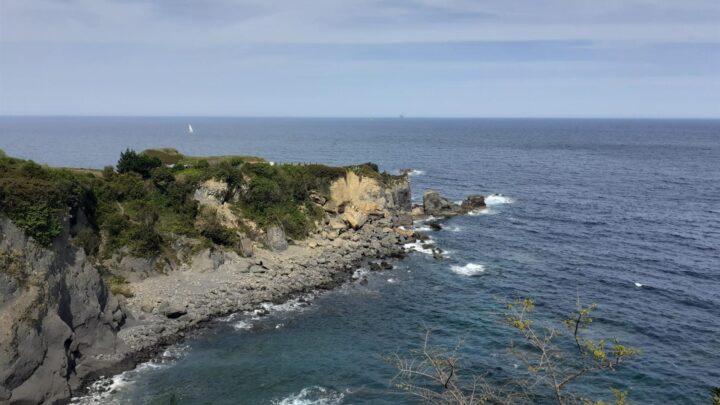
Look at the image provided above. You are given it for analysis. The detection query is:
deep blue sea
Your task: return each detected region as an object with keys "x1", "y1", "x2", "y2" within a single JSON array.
[{"x1": 1, "y1": 117, "x2": 719, "y2": 404}]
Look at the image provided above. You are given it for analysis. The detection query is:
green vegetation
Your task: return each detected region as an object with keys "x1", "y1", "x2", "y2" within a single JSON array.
[
  {"x1": 117, "y1": 148, "x2": 162, "y2": 178},
  {"x1": 142, "y1": 147, "x2": 265, "y2": 167},
  {"x1": 0, "y1": 156, "x2": 95, "y2": 246},
  {"x1": 0, "y1": 148, "x2": 395, "y2": 259}
]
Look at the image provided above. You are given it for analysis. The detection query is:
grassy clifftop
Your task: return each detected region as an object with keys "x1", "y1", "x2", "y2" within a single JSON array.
[{"x1": 0, "y1": 148, "x2": 398, "y2": 260}]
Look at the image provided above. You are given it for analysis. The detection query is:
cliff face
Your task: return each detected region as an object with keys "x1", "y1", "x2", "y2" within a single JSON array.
[
  {"x1": 0, "y1": 219, "x2": 130, "y2": 405},
  {"x1": 328, "y1": 171, "x2": 411, "y2": 216}
]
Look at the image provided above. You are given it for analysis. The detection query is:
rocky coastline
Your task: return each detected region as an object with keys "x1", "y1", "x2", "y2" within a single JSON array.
[{"x1": 0, "y1": 148, "x2": 487, "y2": 405}]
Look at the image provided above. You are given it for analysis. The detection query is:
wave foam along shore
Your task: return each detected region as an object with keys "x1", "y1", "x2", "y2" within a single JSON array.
[{"x1": 273, "y1": 386, "x2": 345, "y2": 405}]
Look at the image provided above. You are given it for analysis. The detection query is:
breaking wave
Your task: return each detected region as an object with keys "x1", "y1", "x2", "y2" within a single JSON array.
[
  {"x1": 450, "y1": 263, "x2": 486, "y2": 276},
  {"x1": 70, "y1": 346, "x2": 188, "y2": 404},
  {"x1": 272, "y1": 386, "x2": 345, "y2": 405},
  {"x1": 484, "y1": 194, "x2": 513, "y2": 205},
  {"x1": 403, "y1": 239, "x2": 435, "y2": 255}
]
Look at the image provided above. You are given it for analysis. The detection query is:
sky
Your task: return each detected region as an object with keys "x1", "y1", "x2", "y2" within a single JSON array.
[{"x1": 0, "y1": 0, "x2": 719, "y2": 118}]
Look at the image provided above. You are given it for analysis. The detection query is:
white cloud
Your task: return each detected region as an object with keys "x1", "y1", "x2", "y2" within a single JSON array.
[{"x1": 1, "y1": 0, "x2": 719, "y2": 45}]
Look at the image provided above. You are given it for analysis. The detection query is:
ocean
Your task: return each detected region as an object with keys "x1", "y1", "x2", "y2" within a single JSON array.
[{"x1": 1, "y1": 117, "x2": 718, "y2": 404}]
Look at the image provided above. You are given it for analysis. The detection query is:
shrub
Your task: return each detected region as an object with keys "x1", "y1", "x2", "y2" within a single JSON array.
[
  {"x1": 117, "y1": 148, "x2": 162, "y2": 178},
  {"x1": 195, "y1": 159, "x2": 209, "y2": 169},
  {"x1": 127, "y1": 222, "x2": 163, "y2": 257},
  {"x1": 0, "y1": 169, "x2": 91, "y2": 246},
  {"x1": 150, "y1": 166, "x2": 175, "y2": 191},
  {"x1": 102, "y1": 166, "x2": 115, "y2": 180},
  {"x1": 74, "y1": 227, "x2": 100, "y2": 256},
  {"x1": 196, "y1": 208, "x2": 236, "y2": 246}
]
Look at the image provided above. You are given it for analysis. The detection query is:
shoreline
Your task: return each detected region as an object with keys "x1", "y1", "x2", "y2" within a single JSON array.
[{"x1": 73, "y1": 218, "x2": 419, "y2": 400}]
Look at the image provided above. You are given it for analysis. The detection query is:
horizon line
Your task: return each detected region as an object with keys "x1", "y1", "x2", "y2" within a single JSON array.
[{"x1": 1, "y1": 114, "x2": 719, "y2": 120}]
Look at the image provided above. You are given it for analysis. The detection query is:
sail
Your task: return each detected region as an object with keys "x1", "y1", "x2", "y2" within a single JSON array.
[{"x1": 188, "y1": 124, "x2": 194, "y2": 134}]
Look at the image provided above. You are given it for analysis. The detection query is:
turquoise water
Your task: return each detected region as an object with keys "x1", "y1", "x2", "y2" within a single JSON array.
[{"x1": 2, "y1": 118, "x2": 719, "y2": 404}]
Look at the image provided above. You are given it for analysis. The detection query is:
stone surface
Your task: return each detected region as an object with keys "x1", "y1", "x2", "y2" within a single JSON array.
[
  {"x1": 342, "y1": 206, "x2": 368, "y2": 229},
  {"x1": 265, "y1": 225, "x2": 288, "y2": 252},
  {"x1": 461, "y1": 194, "x2": 486, "y2": 211},
  {"x1": 0, "y1": 218, "x2": 130, "y2": 405}
]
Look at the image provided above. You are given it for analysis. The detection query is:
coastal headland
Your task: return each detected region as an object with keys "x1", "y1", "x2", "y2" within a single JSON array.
[{"x1": 0, "y1": 148, "x2": 486, "y2": 404}]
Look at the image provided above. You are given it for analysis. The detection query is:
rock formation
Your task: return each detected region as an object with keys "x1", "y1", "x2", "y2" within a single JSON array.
[
  {"x1": 417, "y1": 190, "x2": 487, "y2": 218},
  {"x1": 0, "y1": 219, "x2": 130, "y2": 404}
]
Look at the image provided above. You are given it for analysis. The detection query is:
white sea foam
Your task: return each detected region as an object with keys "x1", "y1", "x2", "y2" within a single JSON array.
[
  {"x1": 446, "y1": 225, "x2": 464, "y2": 232},
  {"x1": 468, "y1": 208, "x2": 495, "y2": 216},
  {"x1": 273, "y1": 386, "x2": 345, "y2": 405},
  {"x1": 450, "y1": 263, "x2": 486, "y2": 276},
  {"x1": 634, "y1": 282, "x2": 643, "y2": 288},
  {"x1": 407, "y1": 169, "x2": 425, "y2": 176},
  {"x1": 414, "y1": 225, "x2": 433, "y2": 232},
  {"x1": 403, "y1": 239, "x2": 435, "y2": 255},
  {"x1": 232, "y1": 320, "x2": 253, "y2": 330},
  {"x1": 352, "y1": 268, "x2": 369, "y2": 280},
  {"x1": 414, "y1": 215, "x2": 438, "y2": 224},
  {"x1": 485, "y1": 194, "x2": 514, "y2": 205},
  {"x1": 387, "y1": 278, "x2": 397, "y2": 284},
  {"x1": 260, "y1": 294, "x2": 314, "y2": 314},
  {"x1": 71, "y1": 346, "x2": 188, "y2": 404}
]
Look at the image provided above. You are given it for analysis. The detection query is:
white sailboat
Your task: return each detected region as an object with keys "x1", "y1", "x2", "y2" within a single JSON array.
[{"x1": 188, "y1": 124, "x2": 194, "y2": 134}]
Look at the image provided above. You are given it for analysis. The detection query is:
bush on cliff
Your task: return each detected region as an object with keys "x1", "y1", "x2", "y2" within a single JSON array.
[
  {"x1": 116, "y1": 148, "x2": 162, "y2": 178},
  {"x1": 0, "y1": 155, "x2": 95, "y2": 246}
]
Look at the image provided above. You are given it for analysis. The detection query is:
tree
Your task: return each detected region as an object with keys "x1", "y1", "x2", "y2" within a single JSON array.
[
  {"x1": 389, "y1": 298, "x2": 640, "y2": 405},
  {"x1": 116, "y1": 148, "x2": 162, "y2": 178}
]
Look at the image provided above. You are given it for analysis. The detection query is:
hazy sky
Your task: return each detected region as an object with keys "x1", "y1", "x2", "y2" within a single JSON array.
[{"x1": 1, "y1": 0, "x2": 719, "y2": 117}]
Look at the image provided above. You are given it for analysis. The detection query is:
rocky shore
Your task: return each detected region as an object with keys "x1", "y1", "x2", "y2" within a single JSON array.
[
  {"x1": 117, "y1": 217, "x2": 414, "y2": 366},
  {"x1": 0, "y1": 148, "x2": 487, "y2": 404}
]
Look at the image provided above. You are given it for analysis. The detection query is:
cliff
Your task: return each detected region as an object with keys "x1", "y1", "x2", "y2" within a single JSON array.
[{"x1": 0, "y1": 219, "x2": 129, "y2": 404}]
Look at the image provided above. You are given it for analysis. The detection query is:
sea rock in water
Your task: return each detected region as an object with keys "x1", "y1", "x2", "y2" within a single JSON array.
[
  {"x1": 423, "y1": 190, "x2": 461, "y2": 216},
  {"x1": 265, "y1": 225, "x2": 288, "y2": 251},
  {"x1": 461, "y1": 195, "x2": 486, "y2": 211}
]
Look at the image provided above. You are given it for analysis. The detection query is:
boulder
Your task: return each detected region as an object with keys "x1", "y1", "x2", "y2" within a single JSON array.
[
  {"x1": 328, "y1": 218, "x2": 347, "y2": 230},
  {"x1": 392, "y1": 213, "x2": 413, "y2": 227},
  {"x1": 422, "y1": 190, "x2": 461, "y2": 216},
  {"x1": 461, "y1": 195, "x2": 486, "y2": 211},
  {"x1": 236, "y1": 235, "x2": 254, "y2": 257},
  {"x1": 342, "y1": 206, "x2": 368, "y2": 229},
  {"x1": 193, "y1": 178, "x2": 229, "y2": 206},
  {"x1": 265, "y1": 225, "x2": 288, "y2": 251},
  {"x1": 158, "y1": 302, "x2": 187, "y2": 319}
]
